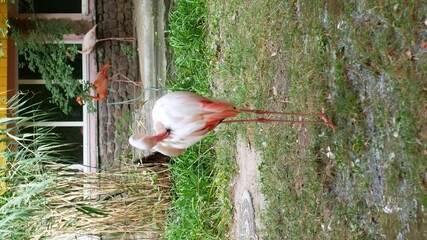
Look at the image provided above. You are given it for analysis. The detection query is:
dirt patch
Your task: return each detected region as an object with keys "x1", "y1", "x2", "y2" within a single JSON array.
[{"x1": 232, "y1": 135, "x2": 265, "y2": 239}]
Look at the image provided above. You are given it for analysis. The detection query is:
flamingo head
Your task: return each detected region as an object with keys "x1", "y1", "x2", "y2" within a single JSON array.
[
  {"x1": 76, "y1": 96, "x2": 84, "y2": 105},
  {"x1": 129, "y1": 133, "x2": 158, "y2": 150}
]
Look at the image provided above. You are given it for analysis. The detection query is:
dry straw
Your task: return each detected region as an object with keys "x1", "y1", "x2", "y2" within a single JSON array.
[
  {"x1": 37, "y1": 164, "x2": 171, "y2": 239},
  {"x1": 1, "y1": 93, "x2": 171, "y2": 239}
]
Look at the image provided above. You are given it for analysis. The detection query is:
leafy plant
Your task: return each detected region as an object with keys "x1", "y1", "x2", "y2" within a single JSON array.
[
  {"x1": 12, "y1": 19, "x2": 93, "y2": 114},
  {"x1": 167, "y1": 0, "x2": 212, "y2": 95},
  {"x1": 120, "y1": 44, "x2": 137, "y2": 61}
]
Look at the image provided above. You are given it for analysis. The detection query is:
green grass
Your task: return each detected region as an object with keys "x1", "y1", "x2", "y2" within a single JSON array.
[
  {"x1": 166, "y1": 0, "x2": 426, "y2": 239},
  {"x1": 207, "y1": 0, "x2": 427, "y2": 239},
  {"x1": 166, "y1": 0, "x2": 213, "y2": 95},
  {"x1": 164, "y1": 0, "x2": 233, "y2": 239},
  {"x1": 0, "y1": 94, "x2": 80, "y2": 239}
]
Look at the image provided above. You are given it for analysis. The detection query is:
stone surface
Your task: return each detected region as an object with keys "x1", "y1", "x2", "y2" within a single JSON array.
[
  {"x1": 131, "y1": 0, "x2": 169, "y2": 160},
  {"x1": 94, "y1": 0, "x2": 171, "y2": 168},
  {"x1": 95, "y1": 0, "x2": 139, "y2": 170},
  {"x1": 239, "y1": 191, "x2": 258, "y2": 240}
]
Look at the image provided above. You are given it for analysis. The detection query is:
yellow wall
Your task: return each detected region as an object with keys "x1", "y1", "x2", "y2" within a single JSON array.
[{"x1": 0, "y1": 2, "x2": 7, "y2": 196}]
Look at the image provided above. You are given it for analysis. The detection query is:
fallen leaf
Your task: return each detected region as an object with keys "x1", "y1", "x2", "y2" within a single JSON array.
[
  {"x1": 405, "y1": 50, "x2": 412, "y2": 60},
  {"x1": 272, "y1": 86, "x2": 277, "y2": 96}
]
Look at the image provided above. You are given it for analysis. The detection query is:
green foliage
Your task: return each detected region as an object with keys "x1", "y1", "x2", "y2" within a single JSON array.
[
  {"x1": 0, "y1": 93, "x2": 69, "y2": 239},
  {"x1": 165, "y1": 136, "x2": 218, "y2": 239},
  {"x1": 12, "y1": 20, "x2": 92, "y2": 114},
  {"x1": 167, "y1": 0, "x2": 212, "y2": 95}
]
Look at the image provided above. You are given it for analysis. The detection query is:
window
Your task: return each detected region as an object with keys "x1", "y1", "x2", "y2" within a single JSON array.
[
  {"x1": 10, "y1": 0, "x2": 96, "y2": 172},
  {"x1": 20, "y1": 126, "x2": 84, "y2": 165},
  {"x1": 18, "y1": 44, "x2": 91, "y2": 171},
  {"x1": 14, "y1": 0, "x2": 90, "y2": 16},
  {"x1": 18, "y1": 0, "x2": 82, "y2": 14}
]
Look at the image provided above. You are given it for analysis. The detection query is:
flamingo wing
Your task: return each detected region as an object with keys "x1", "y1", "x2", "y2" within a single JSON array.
[
  {"x1": 153, "y1": 114, "x2": 207, "y2": 149},
  {"x1": 151, "y1": 92, "x2": 214, "y2": 149},
  {"x1": 153, "y1": 144, "x2": 186, "y2": 157},
  {"x1": 151, "y1": 91, "x2": 239, "y2": 150},
  {"x1": 153, "y1": 91, "x2": 237, "y2": 123}
]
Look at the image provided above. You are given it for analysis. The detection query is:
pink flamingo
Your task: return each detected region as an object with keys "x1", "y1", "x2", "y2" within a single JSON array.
[
  {"x1": 76, "y1": 63, "x2": 112, "y2": 105},
  {"x1": 78, "y1": 25, "x2": 135, "y2": 55},
  {"x1": 129, "y1": 91, "x2": 335, "y2": 156}
]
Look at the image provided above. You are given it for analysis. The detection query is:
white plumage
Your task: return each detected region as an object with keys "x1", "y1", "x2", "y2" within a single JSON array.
[{"x1": 129, "y1": 91, "x2": 335, "y2": 156}]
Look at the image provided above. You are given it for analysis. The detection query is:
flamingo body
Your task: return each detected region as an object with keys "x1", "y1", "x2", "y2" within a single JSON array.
[
  {"x1": 78, "y1": 24, "x2": 135, "y2": 55},
  {"x1": 79, "y1": 24, "x2": 97, "y2": 55},
  {"x1": 129, "y1": 92, "x2": 238, "y2": 156},
  {"x1": 129, "y1": 91, "x2": 335, "y2": 156},
  {"x1": 76, "y1": 63, "x2": 111, "y2": 105},
  {"x1": 91, "y1": 63, "x2": 112, "y2": 100}
]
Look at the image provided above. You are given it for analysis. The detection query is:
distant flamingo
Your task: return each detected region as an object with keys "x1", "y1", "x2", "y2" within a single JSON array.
[
  {"x1": 129, "y1": 91, "x2": 335, "y2": 156},
  {"x1": 78, "y1": 24, "x2": 135, "y2": 55},
  {"x1": 76, "y1": 63, "x2": 112, "y2": 105}
]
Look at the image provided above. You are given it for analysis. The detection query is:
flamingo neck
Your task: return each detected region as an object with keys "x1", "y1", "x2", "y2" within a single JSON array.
[{"x1": 151, "y1": 129, "x2": 171, "y2": 142}]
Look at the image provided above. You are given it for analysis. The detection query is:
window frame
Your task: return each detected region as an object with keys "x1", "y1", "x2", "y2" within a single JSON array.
[
  {"x1": 17, "y1": 40, "x2": 95, "y2": 172},
  {"x1": 10, "y1": 0, "x2": 93, "y2": 20},
  {"x1": 8, "y1": 0, "x2": 98, "y2": 173}
]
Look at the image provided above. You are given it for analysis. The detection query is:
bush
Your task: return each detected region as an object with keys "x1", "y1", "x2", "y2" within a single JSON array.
[{"x1": 12, "y1": 20, "x2": 93, "y2": 114}]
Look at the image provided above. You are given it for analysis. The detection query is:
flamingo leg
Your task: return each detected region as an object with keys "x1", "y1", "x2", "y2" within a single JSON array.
[
  {"x1": 222, "y1": 117, "x2": 335, "y2": 130},
  {"x1": 90, "y1": 94, "x2": 106, "y2": 101},
  {"x1": 239, "y1": 108, "x2": 333, "y2": 124},
  {"x1": 110, "y1": 73, "x2": 141, "y2": 86},
  {"x1": 239, "y1": 108, "x2": 325, "y2": 118}
]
